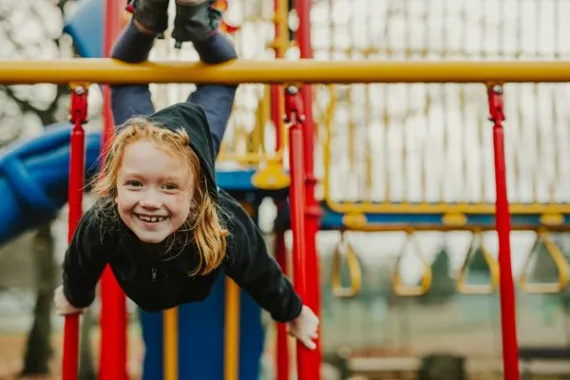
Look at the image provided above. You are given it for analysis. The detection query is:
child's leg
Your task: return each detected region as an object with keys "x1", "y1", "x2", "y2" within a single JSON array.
[
  {"x1": 110, "y1": 20, "x2": 157, "y2": 126},
  {"x1": 188, "y1": 83, "x2": 235, "y2": 157},
  {"x1": 187, "y1": 33, "x2": 238, "y2": 156}
]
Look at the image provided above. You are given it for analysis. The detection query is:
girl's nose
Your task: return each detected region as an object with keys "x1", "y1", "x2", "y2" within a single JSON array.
[
  {"x1": 139, "y1": 199, "x2": 161, "y2": 209},
  {"x1": 139, "y1": 190, "x2": 162, "y2": 208}
]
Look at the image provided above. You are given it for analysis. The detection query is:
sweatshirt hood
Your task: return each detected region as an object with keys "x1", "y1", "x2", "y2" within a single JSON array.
[{"x1": 144, "y1": 102, "x2": 218, "y2": 201}]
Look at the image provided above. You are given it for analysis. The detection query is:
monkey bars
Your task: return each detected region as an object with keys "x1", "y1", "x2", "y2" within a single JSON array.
[
  {"x1": 2, "y1": 59, "x2": 570, "y2": 84},
  {"x1": 8, "y1": 62, "x2": 570, "y2": 380}
]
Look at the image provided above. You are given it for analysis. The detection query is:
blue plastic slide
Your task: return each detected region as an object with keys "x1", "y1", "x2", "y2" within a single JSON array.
[{"x1": 0, "y1": 123, "x2": 101, "y2": 244}]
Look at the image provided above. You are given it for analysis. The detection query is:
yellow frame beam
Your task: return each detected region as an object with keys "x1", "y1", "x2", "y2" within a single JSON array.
[
  {"x1": 1, "y1": 59, "x2": 570, "y2": 84},
  {"x1": 163, "y1": 307, "x2": 178, "y2": 380}
]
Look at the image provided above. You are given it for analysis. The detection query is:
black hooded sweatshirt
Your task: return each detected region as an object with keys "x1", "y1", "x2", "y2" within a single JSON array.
[{"x1": 61, "y1": 102, "x2": 303, "y2": 323}]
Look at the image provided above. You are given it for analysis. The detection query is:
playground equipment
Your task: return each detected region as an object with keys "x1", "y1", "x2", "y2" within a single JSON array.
[
  {"x1": 392, "y1": 229, "x2": 433, "y2": 297},
  {"x1": 518, "y1": 228, "x2": 569, "y2": 294},
  {"x1": 456, "y1": 228, "x2": 501, "y2": 295},
  {"x1": 6, "y1": 60, "x2": 570, "y2": 85},
  {"x1": 331, "y1": 233, "x2": 362, "y2": 299},
  {"x1": 1, "y1": 59, "x2": 534, "y2": 380},
  {"x1": 0, "y1": 122, "x2": 101, "y2": 243},
  {"x1": 63, "y1": 84, "x2": 89, "y2": 380},
  {"x1": 3, "y1": 0, "x2": 570, "y2": 379}
]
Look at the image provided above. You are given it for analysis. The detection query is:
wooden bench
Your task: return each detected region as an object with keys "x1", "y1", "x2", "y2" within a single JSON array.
[{"x1": 519, "y1": 346, "x2": 570, "y2": 379}]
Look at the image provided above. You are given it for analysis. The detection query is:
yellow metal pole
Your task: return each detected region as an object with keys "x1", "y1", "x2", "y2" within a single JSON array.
[
  {"x1": 224, "y1": 278, "x2": 240, "y2": 380},
  {"x1": 223, "y1": 201, "x2": 258, "y2": 380},
  {"x1": 326, "y1": 200, "x2": 570, "y2": 216},
  {"x1": 2, "y1": 59, "x2": 570, "y2": 84},
  {"x1": 163, "y1": 307, "x2": 178, "y2": 380}
]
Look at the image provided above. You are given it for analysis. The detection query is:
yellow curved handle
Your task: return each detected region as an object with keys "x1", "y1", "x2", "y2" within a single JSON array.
[
  {"x1": 518, "y1": 228, "x2": 569, "y2": 294},
  {"x1": 331, "y1": 234, "x2": 363, "y2": 298},
  {"x1": 391, "y1": 230, "x2": 432, "y2": 297},
  {"x1": 456, "y1": 229, "x2": 500, "y2": 294},
  {"x1": 251, "y1": 163, "x2": 290, "y2": 190}
]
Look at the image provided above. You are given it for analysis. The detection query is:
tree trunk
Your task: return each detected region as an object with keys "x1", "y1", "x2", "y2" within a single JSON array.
[
  {"x1": 78, "y1": 305, "x2": 96, "y2": 380},
  {"x1": 21, "y1": 224, "x2": 55, "y2": 375}
]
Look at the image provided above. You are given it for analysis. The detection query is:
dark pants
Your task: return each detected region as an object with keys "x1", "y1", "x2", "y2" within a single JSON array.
[
  {"x1": 111, "y1": 83, "x2": 235, "y2": 157},
  {"x1": 109, "y1": 20, "x2": 237, "y2": 156}
]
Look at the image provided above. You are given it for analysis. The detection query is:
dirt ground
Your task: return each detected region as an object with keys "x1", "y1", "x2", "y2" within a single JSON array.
[{"x1": 0, "y1": 332, "x2": 144, "y2": 380}]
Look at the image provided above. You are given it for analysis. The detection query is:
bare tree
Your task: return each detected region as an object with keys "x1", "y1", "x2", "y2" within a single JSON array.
[
  {"x1": 0, "y1": 0, "x2": 97, "y2": 377},
  {"x1": 21, "y1": 224, "x2": 56, "y2": 375},
  {"x1": 0, "y1": 0, "x2": 75, "y2": 147}
]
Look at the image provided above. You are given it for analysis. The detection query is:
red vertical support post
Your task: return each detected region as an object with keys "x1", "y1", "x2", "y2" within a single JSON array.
[
  {"x1": 62, "y1": 84, "x2": 89, "y2": 380},
  {"x1": 285, "y1": 86, "x2": 319, "y2": 380},
  {"x1": 295, "y1": 0, "x2": 322, "y2": 375},
  {"x1": 488, "y1": 84, "x2": 520, "y2": 380},
  {"x1": 100, "y1": 0, "x2": 128, "y2": 379}
]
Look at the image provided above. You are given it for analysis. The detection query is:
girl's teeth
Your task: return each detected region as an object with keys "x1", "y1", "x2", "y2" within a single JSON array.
[{"x1": 138, "y1": 215, "x2": 166, "y2": 222}]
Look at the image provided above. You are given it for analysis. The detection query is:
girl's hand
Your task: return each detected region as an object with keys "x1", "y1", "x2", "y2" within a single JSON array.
[
  {"x1": 287, "y1": 305, "x2": 320, "y2": 350},
  {"x1": 53, "y1": 285, "x2": 86, "y2": 316}
]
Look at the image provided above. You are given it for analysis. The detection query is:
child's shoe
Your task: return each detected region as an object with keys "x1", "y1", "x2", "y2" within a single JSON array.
[
  {"x1": 171, "y1": 0, "x2": 221, "y2": 48},
  {"x1": 128, "y1": 0, "x2": 171, "y2": 37}
]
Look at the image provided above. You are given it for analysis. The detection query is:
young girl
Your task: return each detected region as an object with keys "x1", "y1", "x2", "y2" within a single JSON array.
[{"x1": 54, "y1": 7, "x2": 319, "y2": 350}]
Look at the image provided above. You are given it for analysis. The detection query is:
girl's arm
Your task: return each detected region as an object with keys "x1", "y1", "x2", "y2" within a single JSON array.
[
  {"x1": 222, "y1": 197, "x2": 303, "y2": 323},
  {"x1": 61, "y1": 207, "x2": 114, "y2": 308}
]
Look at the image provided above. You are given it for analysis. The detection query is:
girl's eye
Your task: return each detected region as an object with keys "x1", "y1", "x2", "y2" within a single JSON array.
[
  {"x1": 125, "y1": 180, "x2": 142, "y2": 187},
  {"x1": 163, "y1": 183, "x2": 179, "y2": 191}
]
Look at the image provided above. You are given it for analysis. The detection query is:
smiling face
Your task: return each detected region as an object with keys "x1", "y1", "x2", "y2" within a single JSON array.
[{"x1": 115, "y1": 139, "x2": 192, "y2": 244}]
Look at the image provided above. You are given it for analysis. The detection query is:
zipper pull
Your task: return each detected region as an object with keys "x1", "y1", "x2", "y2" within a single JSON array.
[{"x1": 152, "y1": 267, "x2": 157, "y2": 282}]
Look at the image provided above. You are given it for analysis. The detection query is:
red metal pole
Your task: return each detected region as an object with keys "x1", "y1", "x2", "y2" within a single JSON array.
[
  {"x1": 100, "y1": 1, "x2": 128, "y2": 379},
  {"x1": 274, "y1": 226, "x2": 290, "y2": 380},
  {"x1": 285, "y1": 86, "x2": 319, "y2": 380},
  {"x1": 488, "y1": 84, "x2": 520, "y2": 380},
  {"x1": 62, "y1": 84, "x2": 89, "y2": 380},
  {"x1": 294, "y1": 0, "x2": 322, "y2": 375}
]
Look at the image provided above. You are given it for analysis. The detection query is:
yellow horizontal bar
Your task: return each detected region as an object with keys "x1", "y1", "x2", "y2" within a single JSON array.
[
  {"x1": 325, "y1": 200, "x2": 570, "y2": 215},
  {"x1": 2, "y1": 59, "x2": 570, "y2": 84},
  {"x1": 331, "y1": 225, "x2": 570, "y2": 232},
  {"x1": 218, "y1": 151, "x2": 284, "y2": 163}
]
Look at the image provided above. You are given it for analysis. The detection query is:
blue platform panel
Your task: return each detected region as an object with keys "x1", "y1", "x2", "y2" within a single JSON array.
[{"x1": 141, "y1": 274, "x2": 264, "y2": 380}]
